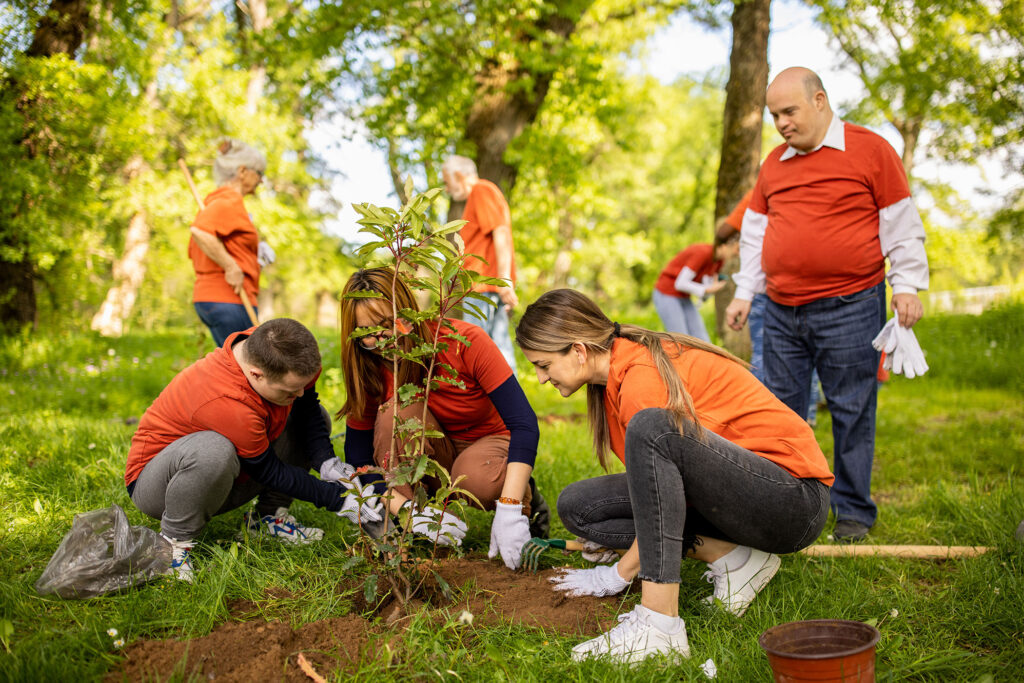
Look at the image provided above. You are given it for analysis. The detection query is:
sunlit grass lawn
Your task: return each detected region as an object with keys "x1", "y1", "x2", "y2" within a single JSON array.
[{"x1": 1, "y1": 302, "x2": 1022, "y2": 681}]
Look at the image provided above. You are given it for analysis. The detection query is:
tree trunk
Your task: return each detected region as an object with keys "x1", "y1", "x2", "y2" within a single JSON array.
[
  {"x1": 244, "y1": 0, "x2": 269, "y2": 115},
  {"x1": 90, "y1": 209, "x2": 150, "y2": 336},
  {"x1": 464, "y1": 10, "x2": 583, "y2": 192},
  {"x1": 26, "y1": 0, "x2": 92, "y2": 57},
  {"x1": 713, "y1": 0, "x2": 771, "y2": 355},
  {"x1": 316, "y1": 289, "x2": 337, "y2": 328},
  {"x1": 893, "y1": 115, "x2": 921, "y2": 177},
  {"x1": 0, "y1": 242, "x2": 37, "y2": 330}
]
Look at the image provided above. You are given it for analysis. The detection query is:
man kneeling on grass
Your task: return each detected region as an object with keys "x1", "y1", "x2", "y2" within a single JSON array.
[{"x1": 124, "y1": 318, "x2": 382, "y2": 581}]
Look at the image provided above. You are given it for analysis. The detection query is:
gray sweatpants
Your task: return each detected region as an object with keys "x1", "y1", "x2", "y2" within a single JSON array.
[{"x1": 130, "y1": 407, "x2": 329, "y2": 540}]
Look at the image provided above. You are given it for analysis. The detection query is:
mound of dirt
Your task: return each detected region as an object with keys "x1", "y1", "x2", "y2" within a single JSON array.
[{"x1": 111, "y1": 557, "x2": 622, "y2": 681}]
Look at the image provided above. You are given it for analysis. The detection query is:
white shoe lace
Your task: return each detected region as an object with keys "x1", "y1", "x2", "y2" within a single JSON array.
[
  {"x1": 703, "y1": 564, "x2": 727, "y2": 600},
  {"x1": 606, "y1": 608, "x2": 646, "y2": 644}
]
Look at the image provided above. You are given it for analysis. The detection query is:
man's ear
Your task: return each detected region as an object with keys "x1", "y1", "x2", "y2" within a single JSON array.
[
  {"x1": 813, "y1": 91, "x2": 827, "y2": 111},
  {"x1": 248, "y1": 366, "x2": 265, "y2": 382}
]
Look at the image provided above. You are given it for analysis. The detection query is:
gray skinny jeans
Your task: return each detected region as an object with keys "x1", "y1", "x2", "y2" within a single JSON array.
[
  {"x1": 557, "y1": 408, "x2": 829, "y2": 584},
  {"x1": 130, "y1": 407, "x2": 328, "y2": 540}
]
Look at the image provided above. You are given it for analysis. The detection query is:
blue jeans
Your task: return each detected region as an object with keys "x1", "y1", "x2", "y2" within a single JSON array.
[
  {"x1": 557, "y1": 409, "x2": 829, "y2": 583},
  {"x1": 464, "y1": 292, "x2": 517, "y2": 372},
  {"x1": 194, "y1": 301, "x2": 257, "y2": 347},
  {"x1": 751, "y1": 293, "x2": 819, "y2": 423},
  {"x1": 652, "y1": 290, "x2": 710, "y2": 342},
  {"x1": 763, "y1": 282, "x2": 886, "y2": 527},
  {"x1": 748, "y1": 293, "x2": 768, "y2": 383}
]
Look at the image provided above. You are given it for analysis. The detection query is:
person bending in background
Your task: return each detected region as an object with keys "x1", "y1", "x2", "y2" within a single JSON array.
[
  {"x1": 125, "y1": 319, "x2": 382, "y2": 582},
  {"x1": 336, "y1": 268, "x2": 549, "y2": 570},
  {"x1": 652, "y1": 232, "x2": 740, "y2": 342},
  {"x1": 189, "y1": 139, "x2": 276, "y2": 345},
  {"x1": 516, "y1": 289, "x2": 832, "y2": 664}
]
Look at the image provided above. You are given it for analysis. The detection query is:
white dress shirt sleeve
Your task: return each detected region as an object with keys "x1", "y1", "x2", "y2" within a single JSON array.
[
  {"x1": 732, "y1": 209, "x2": 768, "y2": 300},
  {"x1": 879, "y1": 196, "x2": 929, "y2": 294},
  {"x1": 673, "y1": 266, "x2": 706, "y2": 298}
]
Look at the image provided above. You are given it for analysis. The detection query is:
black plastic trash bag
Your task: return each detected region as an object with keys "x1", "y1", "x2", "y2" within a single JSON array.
[{"x1": 35, "y1": 504, "x2": 171, "y2": 598}]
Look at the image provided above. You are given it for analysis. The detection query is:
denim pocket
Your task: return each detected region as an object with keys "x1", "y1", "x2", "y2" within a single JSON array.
[{"x1": 837, "y1": 286, "x2": 881, "y2": 304}]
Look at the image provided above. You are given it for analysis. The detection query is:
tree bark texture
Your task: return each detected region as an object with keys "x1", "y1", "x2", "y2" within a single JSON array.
[
  {"x1": 26, "y1": 0, "x2": 92, "y2": 58},
  {"x1": 90, "y1": 210, "x2": 151, "y2": 336},
  {"x1": 714, "y1": 0, "x2": 771, "y2": 357}
]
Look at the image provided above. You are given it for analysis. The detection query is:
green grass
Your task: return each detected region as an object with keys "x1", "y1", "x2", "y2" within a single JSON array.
[{"x1": 1, "y1": 303, "x2": 1023, "y2": 681}]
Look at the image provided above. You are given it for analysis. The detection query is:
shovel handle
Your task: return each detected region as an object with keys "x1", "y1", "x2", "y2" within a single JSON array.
[{"x1": 800, "y1": 544, "x2": 991, "y2": 559}]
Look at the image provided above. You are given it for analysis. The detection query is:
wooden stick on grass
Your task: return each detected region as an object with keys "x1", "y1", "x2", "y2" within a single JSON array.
[{"x1": 800, "y1": 545, "x2": 991, "y2": 559}]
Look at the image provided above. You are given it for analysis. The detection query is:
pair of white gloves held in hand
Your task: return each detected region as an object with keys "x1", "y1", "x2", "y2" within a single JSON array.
[
  {"x1": 320, "y1": 457, "x2": 383, "y2": 525},
  {"x1": 550, "y1": 562, "x2": 631, "y2": 597},
  {"x1": 872, "y1": 318, "x2": 929, "y2": 378}
]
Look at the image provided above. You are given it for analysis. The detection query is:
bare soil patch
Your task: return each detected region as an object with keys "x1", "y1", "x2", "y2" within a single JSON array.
[{"x1": 111, "y1": 557, "x2": 620, "y2": 681}]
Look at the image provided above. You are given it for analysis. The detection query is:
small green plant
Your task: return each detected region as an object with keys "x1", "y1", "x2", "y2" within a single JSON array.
[{"x1": 341, "y1": 180, "x2": 506, "y2": 608}]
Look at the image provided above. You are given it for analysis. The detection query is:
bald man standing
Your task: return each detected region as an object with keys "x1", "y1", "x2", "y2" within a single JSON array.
[{"x1": 725, "y1": 67, "x2": 929, "y2": 543}]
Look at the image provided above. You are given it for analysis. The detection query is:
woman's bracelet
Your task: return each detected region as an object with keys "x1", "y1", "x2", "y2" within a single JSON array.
[{"x1": 498, "y1": 496, "x2": 521, "y2": 506}]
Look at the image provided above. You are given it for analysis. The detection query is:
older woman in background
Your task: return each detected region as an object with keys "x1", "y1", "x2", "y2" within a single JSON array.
[{"x1": 189, "y1": 139, "x2": 276, "y2": 345}]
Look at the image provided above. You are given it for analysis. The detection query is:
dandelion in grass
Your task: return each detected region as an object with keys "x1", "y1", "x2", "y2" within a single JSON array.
[
  {"x1": 107, "y1": 628, "x2": 118, "y2": 637},
  {"x1": 113, "y1": 638, "x2": 125, "y2": 648},
  {"x1": 890, "y1": 609, "x2": 899, "y2": 618},
  {"x1": 457, "y1": 610, "x2": 473, "y2": 626},
  {"x1": 88, "y1": 443, "x2": 96, "y2": 450}
]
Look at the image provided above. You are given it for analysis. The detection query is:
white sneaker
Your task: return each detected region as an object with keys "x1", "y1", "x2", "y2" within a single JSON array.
[
  {"x1": 571, "y1": 606, "x2": 690, "y2": 664},
  {"x1": 242, "y1": 507, "x2": 324, "y2": 545},
  {"x1": 703, "y1": 547, "x2": 781, "y2": 617},
  {"x1": 162, "y1": 535, "x2": 195, "y2": 583}
]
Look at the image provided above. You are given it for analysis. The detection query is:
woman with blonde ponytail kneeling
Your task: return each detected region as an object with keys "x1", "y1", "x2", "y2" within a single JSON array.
[{"x1": 516, "y1": 289, "x2": 833, "y2": 664}]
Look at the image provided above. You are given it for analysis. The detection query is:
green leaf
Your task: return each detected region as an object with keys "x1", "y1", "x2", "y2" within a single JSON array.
[
  {"x1": 340, "y1": 555, "x2": 364, "y2": 571},
  {"x1": 398, "y1": 383, "x2": 423, "y2": 402},
  {"x1": 431, "y1": 569, "x2": 453, "y2": 601}
]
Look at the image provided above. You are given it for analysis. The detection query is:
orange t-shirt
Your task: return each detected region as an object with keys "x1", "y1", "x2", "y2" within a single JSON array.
[
  {"x1": 724, "y1": 189, "x2": 754, "y2": 232},
  {"x1": 654, "y1": 244, "x2": 723, "y2": 299},
  {"x1": 124, "y1": 329, "x2": 313, "y2": 486},
  {"x1": 751, "y1": 122, "x2": 911, "y2": 305},
  {"x1": 603, "y1": 338, "x2": 833, "y2": 484},
  {"x1": 460, "y1": 179, "x2": 515, "y2": 293},
  {"x1": 189, "y1": 186, "x2": 260, "y2": 304},
  {"x1": 346, "y1": 318, "x2": 513, "y2": 441}
]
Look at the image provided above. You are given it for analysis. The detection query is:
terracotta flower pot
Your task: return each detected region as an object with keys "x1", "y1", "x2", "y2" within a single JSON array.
[{"x1": 759, "y1": 619, "x2": 881, "y2": 682}]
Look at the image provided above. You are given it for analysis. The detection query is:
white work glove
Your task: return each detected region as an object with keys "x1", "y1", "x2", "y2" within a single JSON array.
[
  {"x1": 577, "y1": 537, "x2": 620, "y2": 564},
  {"x1": 549, "y1": 562, "x2": 631, "y2": 597},
  {"x1": 871, "y1": 318, "x2": 899, "y2": 356},
  {"x1": 257, "y1": 240, "x2": 276, "y2": 267},
  {"x1": 873, "y1": 318, "x2": 928, "y2": 378},
  {"x1": 487, "y1": 501, "x2": 532, "y2": 570},
  {"x1": 406, "y1": 503, "x2": 467, "y2": 547},
  {"x1": 321, "y1": 457, "x2": 383, "y2": 525},
  {"x1": 892, "y1": 324, "x2": 929, "y2": 378}
]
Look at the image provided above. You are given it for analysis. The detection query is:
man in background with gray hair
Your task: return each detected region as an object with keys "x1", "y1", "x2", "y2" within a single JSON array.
[{"x1": 441, "y1": 155, "x2": 519, "y2": 372}]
